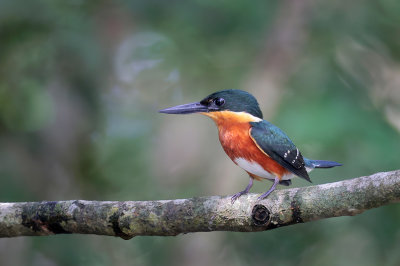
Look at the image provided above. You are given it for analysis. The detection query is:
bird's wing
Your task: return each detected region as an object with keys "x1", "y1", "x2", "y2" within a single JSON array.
[{"x1": 249, "y1": 121, "x2": 311, "y2": 182}]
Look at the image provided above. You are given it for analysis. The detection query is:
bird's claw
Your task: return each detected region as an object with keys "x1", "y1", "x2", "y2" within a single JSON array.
[
  {"x1": 257, "y1": 194, "x2": 267, "y2": 200},
  {"x1": 231, "y1": 191, "x2": 246, "y2": 204},
  {"x1": 257, "y1": 189, "x2": 274, "y2": 201}
]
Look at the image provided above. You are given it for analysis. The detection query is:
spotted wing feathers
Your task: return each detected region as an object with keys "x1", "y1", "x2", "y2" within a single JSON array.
[{"x1": 249, "y1": 121, "x2": 311, "y2": 182}]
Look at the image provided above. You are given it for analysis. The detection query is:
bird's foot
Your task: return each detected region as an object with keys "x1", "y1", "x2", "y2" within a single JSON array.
[
  {"x1": 231, "y1": 191, "x2": 247, "y2": 204},
  {"x1": 257, "y1": 190, "x2": 273, "y2": 200},
  {"x1": 231, "y1": 178, "x2": 254, "y2": 204},
  {"x1": 257, "y1": 177, "x2": 280, "y2": 200}
]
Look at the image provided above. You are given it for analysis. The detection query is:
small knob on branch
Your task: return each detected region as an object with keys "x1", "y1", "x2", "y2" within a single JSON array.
[{"x1": 251, "y1": 204, "x2": 270, "y2": 226}]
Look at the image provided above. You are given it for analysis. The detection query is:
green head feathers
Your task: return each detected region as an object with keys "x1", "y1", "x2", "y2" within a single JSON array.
[
  {"x1": 159, "y1": 89, "x2": 263, "y2": 119},
  {"x1": 200, "y1": 89, "x2": 263, "y2": 119}
]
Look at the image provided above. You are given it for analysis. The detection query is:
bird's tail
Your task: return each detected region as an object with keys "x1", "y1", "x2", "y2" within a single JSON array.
[{"x1": 304, "y1": 158, "x2": 342, "y2": 169}]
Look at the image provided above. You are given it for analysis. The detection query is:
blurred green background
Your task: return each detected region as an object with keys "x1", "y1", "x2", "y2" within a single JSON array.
[{"x1": 1, "y1": 0, "x2": 400, "y2": 265}]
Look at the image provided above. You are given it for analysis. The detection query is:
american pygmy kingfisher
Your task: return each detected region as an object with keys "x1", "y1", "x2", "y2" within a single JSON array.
[{"x1": 160, "y1": 89, "x2": 342, "y2": 203}]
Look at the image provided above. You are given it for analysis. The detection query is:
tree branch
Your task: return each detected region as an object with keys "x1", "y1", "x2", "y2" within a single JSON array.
[{"x1": 1, "y1": 170, "x2": 399, "y2": 239}]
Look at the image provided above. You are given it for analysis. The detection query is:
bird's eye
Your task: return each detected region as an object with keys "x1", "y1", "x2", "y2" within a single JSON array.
[{"x1": 214, "y1": 98, "x2": 225, "y2": 107}]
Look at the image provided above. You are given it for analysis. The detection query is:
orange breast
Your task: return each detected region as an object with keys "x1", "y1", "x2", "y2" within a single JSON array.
[{"x1": 201, "y1": 111, "x2": 290, "y2": 180}]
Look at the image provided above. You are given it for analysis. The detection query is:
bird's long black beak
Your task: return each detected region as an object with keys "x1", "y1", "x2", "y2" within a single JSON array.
[{"x1": 159, "y1": 102, "x2": 208, "y2": 114}]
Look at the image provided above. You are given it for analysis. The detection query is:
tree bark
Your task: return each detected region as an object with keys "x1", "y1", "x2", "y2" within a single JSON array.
[{"x1": 0, "y1": 170, "x2": 399, "y2": 239}]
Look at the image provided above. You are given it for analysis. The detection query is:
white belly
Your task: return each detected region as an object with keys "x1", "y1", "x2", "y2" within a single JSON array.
[
  {"x1": 234, "y1": 157, "x2": 275, "y2": 180},
  {"x1": 234, "y1": 157, "x2": 300, "y2": 181}
]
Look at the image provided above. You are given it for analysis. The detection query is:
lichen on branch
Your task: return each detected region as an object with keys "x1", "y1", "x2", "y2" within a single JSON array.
[{"x1": 0, "y1": 170, "x2": 399, "y2": 239}]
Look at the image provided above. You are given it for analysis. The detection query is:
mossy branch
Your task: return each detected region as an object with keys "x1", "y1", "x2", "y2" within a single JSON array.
[{"x1": 0, "y1": 170, "x2": 399, "y2": 239}]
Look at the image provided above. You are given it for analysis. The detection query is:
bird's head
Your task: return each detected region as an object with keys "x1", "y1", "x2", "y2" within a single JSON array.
[{"x1": 159, "y1": 89, "x2": 263, "y2": 121}]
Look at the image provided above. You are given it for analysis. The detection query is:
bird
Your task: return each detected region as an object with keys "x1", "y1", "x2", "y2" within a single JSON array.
[{"x1": 159, "y1": 89, "x2": 342, "y2": 203}]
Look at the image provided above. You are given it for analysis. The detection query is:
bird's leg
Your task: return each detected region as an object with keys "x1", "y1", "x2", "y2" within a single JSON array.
[
  {"x1": 231, "y1": 178, "x2": 253, "y2": 204},
  {"x1": 258, "y1": 177, "x2": 280, "y2": 200}
]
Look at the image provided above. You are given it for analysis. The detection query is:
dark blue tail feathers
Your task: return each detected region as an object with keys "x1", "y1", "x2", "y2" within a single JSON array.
[{"x1": 304, "y1": 159, "x2": 342, "y2": 169}]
